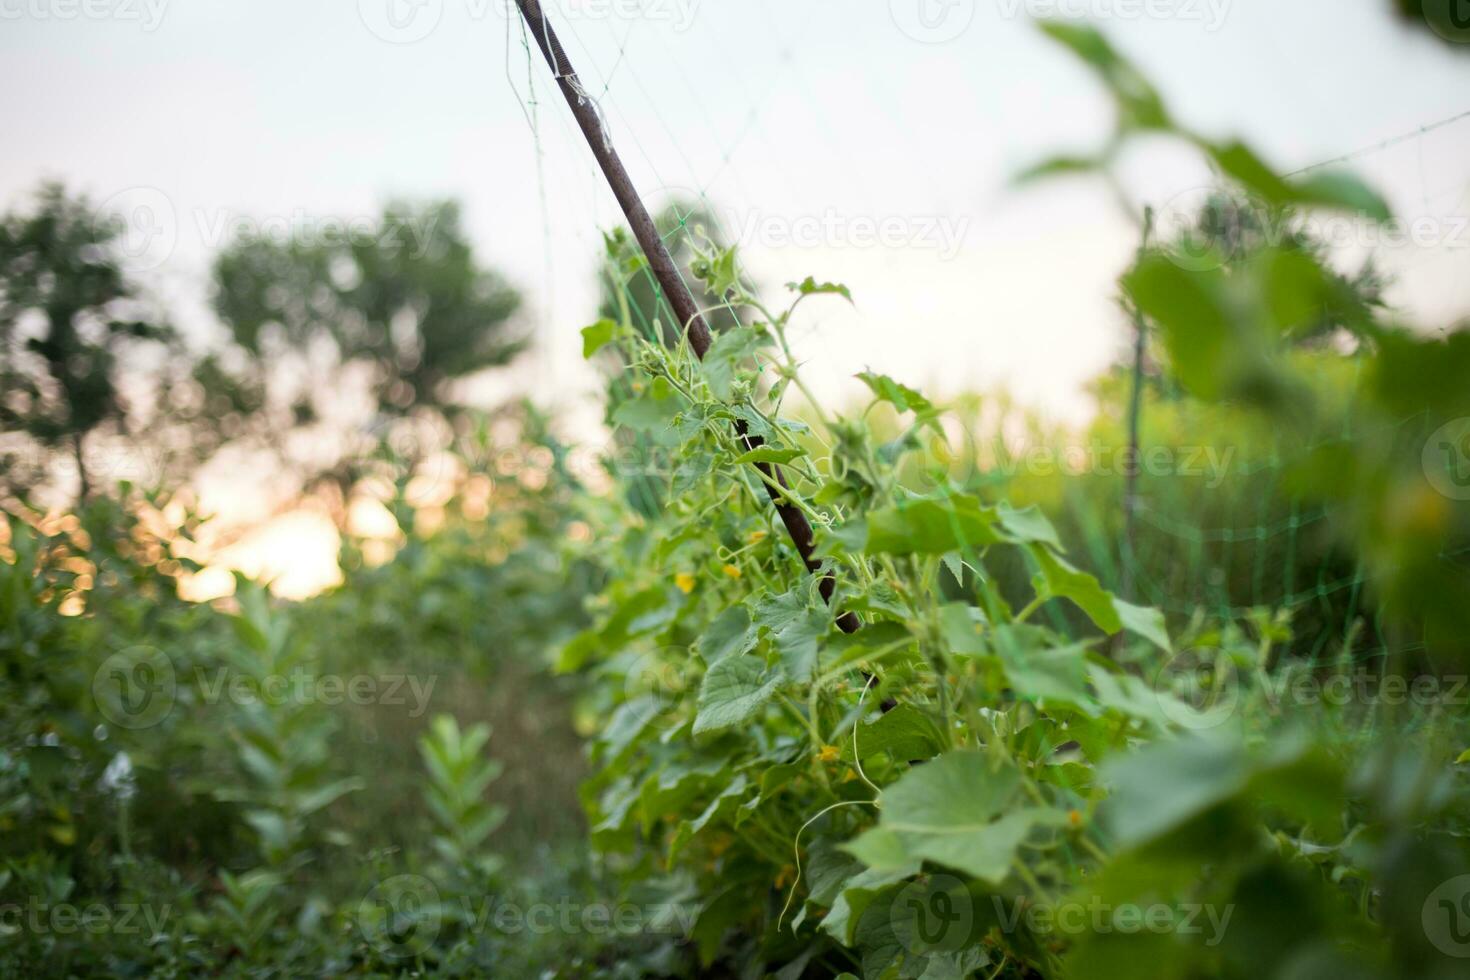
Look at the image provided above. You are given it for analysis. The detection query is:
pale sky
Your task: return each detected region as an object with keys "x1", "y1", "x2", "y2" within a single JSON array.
[{"x1": 3, "y1": 0, "x2": 1468, "y2": 428}]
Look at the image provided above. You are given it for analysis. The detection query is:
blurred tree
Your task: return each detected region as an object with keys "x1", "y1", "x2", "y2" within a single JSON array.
[
  {"x1": 0, "y1": 183, "x2": 174, "y2": 501},
  {"x1": 212, "y1": 200, "x2": 524, "y2": 424}
]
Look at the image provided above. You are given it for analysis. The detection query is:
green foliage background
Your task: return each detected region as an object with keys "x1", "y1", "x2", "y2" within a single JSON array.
[{"x1": 3, "y1": 15, "x2": 1470, "y2": 980}]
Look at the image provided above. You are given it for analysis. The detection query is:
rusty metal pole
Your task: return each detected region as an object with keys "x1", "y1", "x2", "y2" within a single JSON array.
[{"x1": 512, "y1": 0, "x2": 858, "y2": 632}]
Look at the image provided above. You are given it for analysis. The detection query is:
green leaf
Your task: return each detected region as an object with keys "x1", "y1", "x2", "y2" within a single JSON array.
[
  {"x1": 1290, "y1": 171, "x2": 1392, "y2": 222},
  {"x1": 938, "y1": 603, "x2": 986, "y2": 656},
  {"x1": 1203, "y1": 140, "x2": 1293, "y2": 206},
  {"x1": 752, "y1": 589, "x2": 828, "y2": 682},
  {"x1": 840, "y1": 826, "x2": 911, "y2": 871},
  {"x1": 1101, "y1": 735, "x2": 1249, "y2": 848},
  {"x1": 1030, "y1": 545, "x2": 1122, "y2": 635},
  {"x1": 989, "y1": 627, "x2": 1094, "y2": 710},
  {"x1": 668, "y1": 774, "x2": 750, "y2": 862},
  {"x1": 846, "y1": 751, "x2": 1064, "y2": 883},
  {"x1": 585, "y1": 699, "x2": 650, "y2": 767},
  {"x1": 1122, "y1": 255, "x2": 1234, "y2": 401},
  {"x1": 1114, "y1": 599, "x2": 1171, "y2": 653},
  {"x1": 611, "y1": 394, "x2": 680, "y2": 434},
  {"x1": 581, "y1": 318, "x2": 616, "y2": 359},
  {"x1": 1101, "y1": 732, "x2": 1339, "y2": 849},
  {"x1": 732, "y1": 446, "x2": 806, "y2": 466},
  {"x1": 856, "y1": 371, "x2": 934, "y2": 415},
  {"x1": 841, "y1": 703, "x2": 947, "y2": 765},
  {"x1": 1089, "y1": 665, "x2": 1184, "y2": 731},
  {"x1": 995, "y1": 503, "x2": 1062, "y2": 549},
  {"x1": 1038, "y1": 21, "x2": 1171, "y2": 131},
  {"x1": 1457, "y1": 749, "x2": 1470, "y2": 765},
  {"x1": 866, "y1": 498, "x2": 1002, "y2": 556},
  {"x1": 772, "y1": 608, "x2": 828, "y2": 684},
  {"x1": 1014, "y1": 154, "x2": 1104, "y2": 185},
  {"x1": 819, "y1": 866, "x2": 919, "y2": 946},
  {"x1": 702, "y1": 326, "x2": 768, "y2": 402},
  {"x1": 752, "y1": 589, "x2": 809, "y2": 633},
  {"x1": 692, "y1": 244, "x2": 742, "y2": 298},
  {"x1": 787, "y1": 276, "x2": 853, "y2": 303},
  {"x1": 697, "y1": 606, "x2": 756, "y2": 664},
  {"x1": 692, "y1": 657, "x2": 783, "y2": 735}
]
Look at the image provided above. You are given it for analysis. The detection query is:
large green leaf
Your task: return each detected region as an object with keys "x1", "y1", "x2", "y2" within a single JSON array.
[
  {"x1": 844, "y1": 751, "x2": 1064, "y2": 883},
  {"x1": 697, "y1": 605, "x2": 756, "y2": 664},
  {"x1": 841, "y1": 703, "x2": 947, "y2": 765},
  {"x1": 692, "y1": 656, "x2": 783, "y2": 735},
  {"x1": 1030, "y1": 546, "x2": 1122, "y2": 634},
  {"x1": 866, "y1": 498, "x2": 1002, "y2": 556},
  {"x1": 856, "y1": 371, "x2": 934, "y2": 415}
]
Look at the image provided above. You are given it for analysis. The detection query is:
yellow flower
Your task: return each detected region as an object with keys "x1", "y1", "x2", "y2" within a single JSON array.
[
  {"x1": 817, "y1": 745, "x2": 841, "y2": 764},
  {"x1": 1068, "y1": 809, "x2": 1083, "y2": 829},
  {"x1": 722, "y1": 563, "x2": 742, "y2": 580},
  {"x1": 675, "y1": 572, "x2": 696, "y2": 594},
  {"x1": 747, "y1": 530, "x2": 768, "y2": 544}
]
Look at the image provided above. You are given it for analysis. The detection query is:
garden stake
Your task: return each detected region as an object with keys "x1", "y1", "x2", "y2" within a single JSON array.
[{"x1": 513, "y1": 0, "x2": 859, "y2": 633}]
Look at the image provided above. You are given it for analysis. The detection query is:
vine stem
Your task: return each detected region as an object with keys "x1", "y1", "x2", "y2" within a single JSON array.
[{"x1": 776, "y1": 799, "x2": 878, "y2": 932}]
